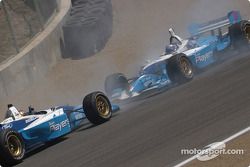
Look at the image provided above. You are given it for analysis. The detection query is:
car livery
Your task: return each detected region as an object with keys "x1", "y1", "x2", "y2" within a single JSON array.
[
  {"x1": 0, "y1": 92, "x2": 119, "y2": 166},
  {"x1": 105, "y1": 11, "x2": 250, "y2": 101}
]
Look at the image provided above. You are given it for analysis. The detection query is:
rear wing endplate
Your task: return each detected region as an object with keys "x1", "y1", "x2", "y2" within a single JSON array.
[{"x1": 189, "y1": 11, "x2": 242, "y2": 36}]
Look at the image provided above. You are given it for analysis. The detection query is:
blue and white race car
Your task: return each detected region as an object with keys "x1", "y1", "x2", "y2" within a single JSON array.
[
  {"x1": 0, "y1": 91, "x2": 119, "y2": 166},
  {"x1": 105, "y1": 11, "x2": 250, "y2": 101}
]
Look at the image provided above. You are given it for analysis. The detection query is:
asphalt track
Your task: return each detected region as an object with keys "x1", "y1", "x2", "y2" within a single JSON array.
[
  {"x1": 5, "y1": 0, "x2": 250, "y2": 166},
  {"x1": 15, "y1": 52, "x2": 250, "y2": 167}
]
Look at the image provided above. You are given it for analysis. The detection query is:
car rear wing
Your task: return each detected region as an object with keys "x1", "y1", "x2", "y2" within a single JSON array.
[{"x1": 188, "y1": 11, "x2": 242, "y2": 36}]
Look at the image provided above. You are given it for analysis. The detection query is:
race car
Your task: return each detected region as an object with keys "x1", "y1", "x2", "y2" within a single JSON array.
[
  {"x1": 0, "y1": 91, "x2": 119, "y2": 166},
  {"x1": 105, "y1": 11, "x2": 250, "y2": 101}
]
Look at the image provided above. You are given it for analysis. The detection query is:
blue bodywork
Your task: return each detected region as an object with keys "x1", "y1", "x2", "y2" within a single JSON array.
[
  {"x1": 0, "y1": 104, "x2": 119, "y2": 152},
  {"x1": 111, "y1": 11, "x2": 243, "y2": 99}
]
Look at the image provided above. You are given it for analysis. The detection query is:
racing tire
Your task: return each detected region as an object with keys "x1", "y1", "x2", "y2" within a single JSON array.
[
  {"x1": 0, "y1": 129, "x2": 25, "y2": 167},
  {"x1": 167, "y1": 54, "x2": 194, "y2": 84},
  {"x1": 229, "y1": 20, "x2": 250, "y2": 51},
  {"x1": 83, "y1": 91, "x2": 112, "y2": 125},
  {"x1": 243, "y1": 21, "x2": 250, "y2": 43},
  {"x1": 104, "y1": 73, "x2": 129, "y2": 97}
]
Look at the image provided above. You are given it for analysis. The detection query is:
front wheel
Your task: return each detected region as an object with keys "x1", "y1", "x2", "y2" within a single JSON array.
[
  {"x1": 83, "y1": 92, "x2": 112, "y2": 125},
  {"x1": 0, "y1": 129, "x2": 25, "y2": 166},
  {"x1": 167, "y1": 54, "x2": 194, "y2": 84}
]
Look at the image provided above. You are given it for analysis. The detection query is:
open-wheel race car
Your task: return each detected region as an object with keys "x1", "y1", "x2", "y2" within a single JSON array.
[
  {"x1": 0, "y1": 91, "x2": 119, "y2": 166},
  {"x1": 105, "y1": 11, "x2": 250, "y2": 102}
]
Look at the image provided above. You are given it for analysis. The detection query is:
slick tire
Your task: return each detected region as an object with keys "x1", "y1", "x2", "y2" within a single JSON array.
[
  {"x1": 83, "y1": 91, "x2": 112, "y2": 125},
  {"x1": 0, "y1": 129, "x2": 25, "y2": 167},
  {"x1": 229, "y1": 20, "x2": 250, "y2": 51},
  {"x1": 167, "y1": 54, "x2": 194, "y2": 84}
]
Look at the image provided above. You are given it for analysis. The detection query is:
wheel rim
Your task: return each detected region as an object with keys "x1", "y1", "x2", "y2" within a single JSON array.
[
  {"x1": 7, "y1": 135, "x2": 22, "y2": 157},
  {"x1": 96, "y1": 96, "x2": 110, "y2": 117},
  {"x1": 180, "y1": 57, "x2": 193, "y2": 78}
]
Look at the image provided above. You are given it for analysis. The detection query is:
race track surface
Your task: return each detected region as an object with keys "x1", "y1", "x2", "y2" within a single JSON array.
[
  {"x1": 2, "y1": 0, "x2": 250, "y2": 166},
  {"x1": 16, "y1": 53, "x2": 250, "y2": 167}
]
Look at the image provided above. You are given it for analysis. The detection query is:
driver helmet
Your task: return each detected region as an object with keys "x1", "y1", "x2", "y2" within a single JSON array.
[{"x1": 165, "y1": 44, "x2": 178, "y2": 54}]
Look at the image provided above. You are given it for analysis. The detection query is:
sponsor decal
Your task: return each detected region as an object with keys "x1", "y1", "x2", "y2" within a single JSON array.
[
  {"x1": 25, "y1": 117, "x2": 37, "y2": 124},
  {"x1": 49, "y1": 119, "x2": 70, "y2": 132},
  {"x1": 142, "y1": 76, "x2": 154, "y2": 87},
  {"x1": 195, "y1": 51, "x2": 213, "y2": 63},
  {"x1": 144, "y1": 80, "x2": 153, "y2": 87},
  {"x1": 2, "y1": 123, "x2": 13, "y2": 130}
]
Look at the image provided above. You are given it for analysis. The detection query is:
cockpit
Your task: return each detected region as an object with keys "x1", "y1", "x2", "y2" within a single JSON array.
[
  {"x1": 165, "y1": 28, "x2": 200, "y2": 54},
  {"x1": 164, "y1": 28, "x2": 184, "y2": 55},
  {"x1": 3, "y1": 105, "x2": 48, "y2": 122},
  {"x1": 165, "y1": 44, "x2": 178, "y2": 54}
]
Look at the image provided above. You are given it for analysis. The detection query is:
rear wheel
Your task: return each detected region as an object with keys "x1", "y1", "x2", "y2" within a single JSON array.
[
  {"x1": 167, "y1": 54, "x2": 194, "y2": 84},
  {"x1": 104, "y1": 73, "x2": 129, "y2": 97},
  {"x1": 0, "y1": 129, "x2": 25, "y2": 166},
  {"x1": 83, "y1": 92, "x2": 112, "y2": 125},
  {"x1": 229, "y1": 20, "x2": 250, "y2": 51},
  {"x1": 243, "y1": 21, "x2": 250, "y2": 43}
]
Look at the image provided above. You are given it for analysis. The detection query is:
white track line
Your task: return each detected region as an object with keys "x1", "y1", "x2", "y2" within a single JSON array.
[{"x1": 173, "y1": 126, "x2": 250, "y2": 167}]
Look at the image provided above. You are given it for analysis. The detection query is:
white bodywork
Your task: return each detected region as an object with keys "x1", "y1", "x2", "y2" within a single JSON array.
[
  {"x1": 143, "y1": 39, "x2": 206, "y2": 71},
  {"x1": 1, "y1": 107, "x2": 65, "y2": 131}
]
